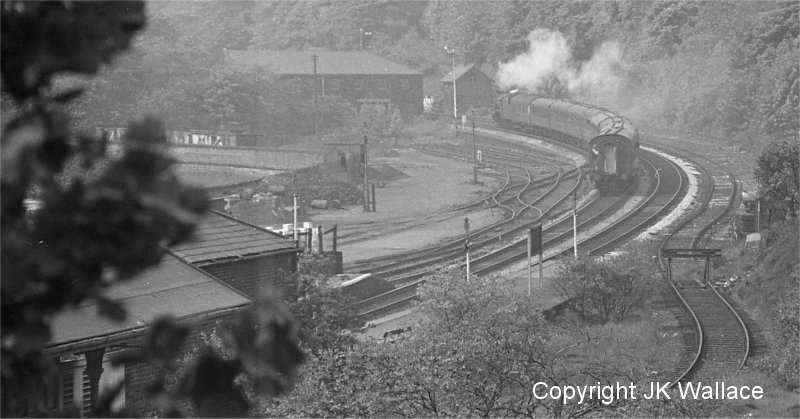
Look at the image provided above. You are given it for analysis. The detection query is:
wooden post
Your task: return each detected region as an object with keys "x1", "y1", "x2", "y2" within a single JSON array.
[
  {"x1": 464, "y1": 217, "x2": 470, "y2": 280},
  {"x1": 317, "y1": 225, "x2": 324, "y2": 254},
  {"x1": 84, "y1": 348, "x2": 105, "y2": 412},
  {"x1": 332, "y1": 224, "x2": 338, "y2": 253},
  {"x1": 363, "y1": 133, "x2": 369, "y2": 212},
  {"x1": 371, "y1": 183, "x2": 376, "y2": 212},
  {"x1": 527, "y1": 231, "x2": 532, "y2": 297},
  {"x1": 472, "y1": 119, "x2": 477, "y2": 184},
  {"x1": 293, "y1": 194, "x2": 298, "y2": 241}
]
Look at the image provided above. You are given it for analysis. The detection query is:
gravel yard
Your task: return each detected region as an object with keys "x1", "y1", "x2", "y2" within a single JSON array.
[{"x1": 308, "y1": 148, "x2": 505, "y2": 265}]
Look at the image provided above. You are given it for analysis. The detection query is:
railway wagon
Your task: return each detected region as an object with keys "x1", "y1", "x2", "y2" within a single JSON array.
[{"x1": 493, "y1": 91, "x2": 639, "y2": 193}]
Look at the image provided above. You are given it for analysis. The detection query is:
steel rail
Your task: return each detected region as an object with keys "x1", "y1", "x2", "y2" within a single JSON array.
[{"x1": 648, "y1": 143, "x2": 749, "y2": 387}]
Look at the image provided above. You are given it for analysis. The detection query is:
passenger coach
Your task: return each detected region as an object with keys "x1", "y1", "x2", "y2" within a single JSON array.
[{"x1": 493, "y1": 91, "x2": 640, "y2": 194}]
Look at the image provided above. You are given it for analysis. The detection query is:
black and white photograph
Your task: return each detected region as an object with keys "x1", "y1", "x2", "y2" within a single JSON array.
[{"x1": 1, "y1": 1, "x2": 798, "y2": 417}]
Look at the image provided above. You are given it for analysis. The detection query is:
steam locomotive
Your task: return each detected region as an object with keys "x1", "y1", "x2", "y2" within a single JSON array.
[{"x1": 493, "y1": 91, "x2": 640, "y2": 194}]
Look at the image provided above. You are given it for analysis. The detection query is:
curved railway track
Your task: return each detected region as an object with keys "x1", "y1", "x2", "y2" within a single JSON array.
[
  {"x1": 411, "y1": 116, "x2": 752, "y2": 389},
  {"x1": 348, "y1": 142, "x2": 581, "y2": 273},
  {"x1": 336, "y1": 144, "x2": 566, "y2": 246},
  {"x1": 355, "y1": 168, "x2": 583, "y2": 286},
  {"x1": 650, "y1": 144, "x2": 750, "y2": 386},
  {"x1": 356, "y1": 136, "x2": 688, "y2": 319}
]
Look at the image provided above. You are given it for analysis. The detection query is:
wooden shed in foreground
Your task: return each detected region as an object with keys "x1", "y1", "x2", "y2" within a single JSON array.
[
  {"x1": 1, "y1": 256, "x2": 251, "y2": 417},
  {"x1": 169, "y1": 211, "x2": 300, "y2": 299}
]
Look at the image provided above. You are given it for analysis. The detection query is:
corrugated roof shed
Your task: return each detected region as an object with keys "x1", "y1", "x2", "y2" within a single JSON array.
[
  {"x1": 48, "y1": 255, "x2": 250, "y2": 353},
  {"x1": 225, "y1": 49, "x2": 421, "y2": 76},
  {"x1": 170, "y1": 211, "x2": 297, "y2": 265}
]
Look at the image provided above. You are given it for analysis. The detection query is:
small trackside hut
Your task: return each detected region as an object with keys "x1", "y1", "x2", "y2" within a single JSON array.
[{"x1": 169, "y1": 211, "x2": 300, "y2": 299}]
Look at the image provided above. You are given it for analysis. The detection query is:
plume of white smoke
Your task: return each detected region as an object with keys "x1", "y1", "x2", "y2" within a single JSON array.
[
  {"x1": 496, "y1": 29, "x2": 573, "y2": 92},
  {"x1": 567, "y1": 41, "x2": 623, "y2": 98},
  {"x1": 497, "y1": 29, "x2": 625, "y2": 101}
]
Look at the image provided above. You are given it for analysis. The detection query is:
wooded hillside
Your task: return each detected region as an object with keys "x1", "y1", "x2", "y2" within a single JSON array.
[{"x1": 69, "y1": 1, "x2": 798, "y2": 147}]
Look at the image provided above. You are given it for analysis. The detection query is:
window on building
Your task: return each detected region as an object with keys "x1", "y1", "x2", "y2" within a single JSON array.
[
  {"x1": 470, "y1": 74, "x2": 476, "y2": 84},
  {"x1": 401, "y1": 78, "x2": 410, "y2": 89}
]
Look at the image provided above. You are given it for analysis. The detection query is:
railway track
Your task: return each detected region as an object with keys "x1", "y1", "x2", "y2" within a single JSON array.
[
  {"x1": 353, "y1": 167, "x2": 582, "y2": 283},
  {"x1": 650, "y1": 144, "x2": 750, "y2": 385},
  {"x1": 356, "y1": 135, "x2": 687, "y2": 319},
  {"x1": 347, "y1": 141, "x2": 579, "y2": 272},
  {"x1": 420, "y1": 116, "x2": 753, "y2": 387},
  {"x1": 335, "y1": 143, "x2": 565, "y2": 246}
]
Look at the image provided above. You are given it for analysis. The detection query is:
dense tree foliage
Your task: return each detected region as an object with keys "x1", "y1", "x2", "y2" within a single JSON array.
[
  {"x1": 1, "y1": 2, "x2": 304, "y2": 416},
  {"x1": 260, "y1": 268, "x2": 679, "y2": 417},
  {"x1": 62, "y1": 0, "x2": 797, "y2": 149},
  {"x1": 755, "y1": 140, "x2": 799, "y2": 218}
]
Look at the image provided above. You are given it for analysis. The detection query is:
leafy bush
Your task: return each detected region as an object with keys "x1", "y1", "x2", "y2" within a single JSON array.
[
  {"x1": 553, "y1": 248, "x2": 658, "y2": 324},
  {"x1": 1, "y1": 3, "x2": 305, "y2": 416},
  {"x1": 749, "y1": 264, "x2": 800, "y2": 391},
  {"x1": 755, "y1": 139, "x2": 799, "y2": 218},
  {"x1": 280, "y1": 254, "x2": 360, "y2": 356},
  {"x1": 730, "y1": 218, "x2": 799, "y2": 391},
  {"x1": 772, "y1": 271, "x2": 800, "y2": 389}
]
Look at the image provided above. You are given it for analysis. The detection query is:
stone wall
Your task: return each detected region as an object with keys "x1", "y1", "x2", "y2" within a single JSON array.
[{"x1": 171, "y1": 144, "x2": 322, "y2": 170}]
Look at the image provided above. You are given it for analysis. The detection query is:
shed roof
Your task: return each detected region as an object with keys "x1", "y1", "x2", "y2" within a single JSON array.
[
  {"x1": 225, "y1": 49, "x2": 421, "y2": 76},
  {"x1": 48, "y1": 255, "x2": 250, "y2": 353},
  {"x1": 441, "y1": 64, "x2": 490, "y2": 83},
  {"x1": 169, "y1": 211, "x2": 297, "y2": 265}
]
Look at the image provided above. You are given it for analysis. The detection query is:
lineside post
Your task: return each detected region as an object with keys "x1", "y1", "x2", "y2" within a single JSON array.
[
  {"x1": 293, "y1": 193, "x2": 298, "y2": 241},
  {"x1": 371, "y1": 183, "x2": 376, "y2": 212},
  {"x1": 464, "y1": 217, "x2": 470, "y2": 280},
  {"x1": 317, "y1": 225, "x2": 324, "y2": 254},
  {"x1": 527, "y1": 230, "x2": 532, "y2": 297},
  {"x1": 472, "y1": 119, "x2": 478, "y2": 184},
  {"x1": 528, "y1": 225, "x2": 543, "y2": 296},
  {"x1": 362, "y1": 130, "x2": 369, "y2": 212},
  {"x1": 572, "y1": 191, "x2": 578, "y2": 258}
]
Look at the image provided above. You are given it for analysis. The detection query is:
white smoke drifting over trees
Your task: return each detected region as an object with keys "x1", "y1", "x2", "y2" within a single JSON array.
[{"x1": 496, "y1": 29, "x2": 626, "y2": 100}]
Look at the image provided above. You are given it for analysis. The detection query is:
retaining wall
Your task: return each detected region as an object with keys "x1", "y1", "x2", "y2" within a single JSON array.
[{"x1": 171, "y1": 144, "x2": 322, "y2": 170}]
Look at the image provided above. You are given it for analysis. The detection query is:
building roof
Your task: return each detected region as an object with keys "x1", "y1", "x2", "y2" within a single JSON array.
[
  {"x1": 48, "y1": 255, "x2": 250, "y2": 353},
  {"x1": 441, "y1": 63, "x2": 490, "y2": 83},
  {"x1": 224, "y1": 49, "x2": 421, "y2": 76},
  {"x1": 170, "y1": 211, "x2": 297, "y2": 265}
]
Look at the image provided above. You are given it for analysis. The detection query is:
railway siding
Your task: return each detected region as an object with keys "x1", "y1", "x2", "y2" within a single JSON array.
[
  {"x1": 650, "y1": 144, "x2": 750, "y2": 387},
  {"x1": 356, "y1": 133, "x2": 687, "y2": 319}
]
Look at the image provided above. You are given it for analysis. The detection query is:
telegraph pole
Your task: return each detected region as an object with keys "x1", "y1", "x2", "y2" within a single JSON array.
[{"x1": 312, "y1": 54, "x2": 319, "y2": 143}]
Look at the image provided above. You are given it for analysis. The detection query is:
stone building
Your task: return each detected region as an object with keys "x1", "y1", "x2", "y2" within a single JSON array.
[{"x1": 224, "y1": 49, "x2": 424, "y2": 120}]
